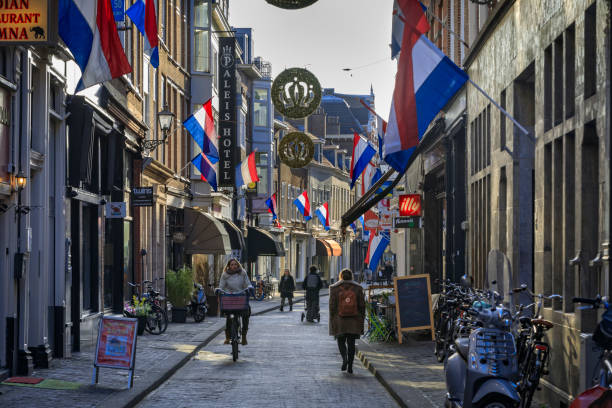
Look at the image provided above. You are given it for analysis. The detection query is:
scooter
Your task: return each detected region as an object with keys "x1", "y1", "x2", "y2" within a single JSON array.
[
  {"x1": 445, "y1": 294, "x2": 521, "y2": 408},
  {"x1": 188, "y1": 282, "x2": 207, "y2": 322}
]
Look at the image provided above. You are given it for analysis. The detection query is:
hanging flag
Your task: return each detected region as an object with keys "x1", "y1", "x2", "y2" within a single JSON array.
[
  {"x1": 361, "y1": 162, "x2": 382, "y2": 196},
  {"x1": 350, "y1": 132, "x2": 376, "y2": 189},
  {"x1": 191, "y1": 153, "x2": 217, "y2": 191},
  {"x1": 390, "y1": 0, "x2": 404, "y2": 60},
  {"x1": 125, "y1": 0, "x2": 159, "y2": 68},
  {"x1": 235, "y1": 151, "x2": 259, "y2": 188},
  {"x1": 350, "y1": 222, "x2": 358, "y2": 232},
  {"x1": 183, "y1": 99, "x2": 219, "y2": 163},
  {"x1": 367, "y1": 232, "x2": 390, "y2": 271},
  {"x1": 385, "y1": 0, "x2": 468, "y2": 173},
  {"x1": 293, "y1": 191, "x2": 312, "y2": 221},
  {"x1": 360, "y1": 99, "x2": 387, "y2": 162},
  {"x1": 59, "y1": 0, "x2": 132, "y2": 90},
  {"x1": 266, "y1": 193, "x2": 278, "y2": 220},
  {"x1": 315, "y1": 202, "x2": 330, "y2": 231}
]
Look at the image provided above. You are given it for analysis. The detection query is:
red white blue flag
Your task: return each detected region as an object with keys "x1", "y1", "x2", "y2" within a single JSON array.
[
  {"x1": 293, "y1": 191, "x2": 312, "y2": 221},
  {"x1": 350, "y1": 132, "x2": 376, "y2": 189},
  {"x1": 59, "y1": 0, "x2": 132, "y2": 90},
  {"x1": 183, "y1": 99, "x2": 219, "y2": 163},
  {"x1": 235, "y1": 152, "x2": 259, "y2": 188},
  {"x1": 361, "y1": 161, "x2": 382, "y2": 196},
  {"x1": 385, "y1": 0, "x2": 468, "y2": 172},
  {"x1": 366, "y1": 232, "x2": 390, "y2": 271},
  {"x1": 315, "y1": 202, "x2": 330, "y2": 231},
  {"x1": 125, "y1": 0, "x2": 159, "y2": 68},
  {"x1": 191, "y1": 153, "x2": 217, "y2": 192},
  {"x1": 266, "y1": 193, "x2": 278, "y2": 220}
]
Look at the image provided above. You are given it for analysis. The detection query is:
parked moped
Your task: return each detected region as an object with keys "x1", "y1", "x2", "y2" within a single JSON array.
[{"x1": 188, "y1": 282, "x2": 208, "y2": 322}]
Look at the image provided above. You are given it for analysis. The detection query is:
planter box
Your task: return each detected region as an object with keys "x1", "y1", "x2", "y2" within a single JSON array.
[{"x1": 172, "y1": 308, "x2": 187, "y2": 323}]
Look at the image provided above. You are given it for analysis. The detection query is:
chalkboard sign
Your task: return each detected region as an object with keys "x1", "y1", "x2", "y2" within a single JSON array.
[{"x1": 393, "y1": 274, "x2": 434, "y2": 343}]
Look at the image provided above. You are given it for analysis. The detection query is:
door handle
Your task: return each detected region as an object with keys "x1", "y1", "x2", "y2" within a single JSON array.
[
  {"x1": 569, "y1": 250, "x2": 582, "y2": 267},
  {"x1": 589, "y1": 251, "x2": 603, "y2": 267}
]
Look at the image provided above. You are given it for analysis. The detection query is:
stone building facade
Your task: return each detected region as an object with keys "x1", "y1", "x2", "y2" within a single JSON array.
[{"x1": 465, "y1": 0, "x2": 610, "y2": 403}]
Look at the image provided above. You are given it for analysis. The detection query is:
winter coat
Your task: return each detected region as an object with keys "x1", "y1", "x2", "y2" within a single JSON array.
[
  {"x1": 219, "y1": 268, "x2": 251, "y2": 293},
  {"x1": 302, "y1": 272, "x2": 323, "y2": 291},
  {"x1": 279, "y1": 275, "x2": 295, "y2": 298},
  {"x1": 329, "y1": 280, "x2": 365, "y2": 337}
]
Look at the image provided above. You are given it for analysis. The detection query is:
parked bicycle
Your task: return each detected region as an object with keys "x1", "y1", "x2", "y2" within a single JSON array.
[
  {"x1": 216, "y1": 288, "x2": 250, "y2": 361},
  {"x1": 251, "y1": 276, "x2": 275, "y2": 301},
  {"x1": 188, "y1": 282, "x2": 207, "y2": 322},
  {"x1": 125, "y1": 279, "x2": 168, "y2": 335}
]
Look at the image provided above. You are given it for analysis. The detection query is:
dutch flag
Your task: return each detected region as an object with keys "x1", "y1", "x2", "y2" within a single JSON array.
[
  {"x1": 183, "y1": 99, "x2": 219, "y2": 163},
  {"x1": 293, "y1": 191, "x2": 312, "y2": 221},
  {"x1": 350, "y1": 132, "x2": 376, "y2": 189},
  {"x1": 191, "y1": 153, "x2": 217, "y2": 192},
  {"x1": 315, "y1": 202, "x2": 330, "y2": 231},
  {"x1": 59, "y1": 0, "x2": 132, "y2": 90},
  {"x1": 366, "y1": 232, "x2": 390, "y2": 271},
  {"x1": 235, "y1": 152, "x2": 260, "y2": 188},
  {"x1": 266, "y1": 193, "x2": 278, "y2": 220},
  {"x1": 385, "y1": 0, "x2": 468, "y2": 173},
  {"x1": 125, "y1": 0, "x2": 159, "y2": 68}
]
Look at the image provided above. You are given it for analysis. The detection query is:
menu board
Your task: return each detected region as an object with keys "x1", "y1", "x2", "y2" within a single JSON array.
[{"x1": 393, "y1": 274, "x2": 434, "y2": 343}]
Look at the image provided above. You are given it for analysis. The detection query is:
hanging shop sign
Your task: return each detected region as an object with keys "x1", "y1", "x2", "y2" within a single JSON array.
[
  {"x1": 363, "y1": 210, "x2": 379, "y2": 233},
  {"x1": 0, "y1": 0, "x2": 58, "y2": 45},
  {"x1": 398, "y1": 194, "x2": 422, "y2": 217},
  {"x1": 278, "y1": 132, "x2": 314, "y2": 168},
  {"x1": 265, "y1": 0, "x2": 319, "y2": 9},
  {"x1": 272, "y1": 67, "x2": 321, "y2": 119},
  {"x1": 393, "y1": 216, "x2": 422, "y2": 229},
  {"x1": 105, "y1": 202, "x2": 126, "y2": 218},
  {"x1": 132, "y1": 187, "x2": 154, "y2": 207},
  {"x1": 218, "y1": 37, "x2": 236, "y2": 187},
  {"x1": 92, "y1": 316, "x2": 138, "y2": 389}
]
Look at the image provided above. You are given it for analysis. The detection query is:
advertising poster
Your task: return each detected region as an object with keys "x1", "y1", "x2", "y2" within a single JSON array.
[{"x1": 94, "y1": 316, "x2": 137, "y2": 369}]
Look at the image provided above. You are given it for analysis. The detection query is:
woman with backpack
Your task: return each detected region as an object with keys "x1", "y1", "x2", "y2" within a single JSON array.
[{"x1": 329, "y1": 268, "x2": 365, "y2": 373}]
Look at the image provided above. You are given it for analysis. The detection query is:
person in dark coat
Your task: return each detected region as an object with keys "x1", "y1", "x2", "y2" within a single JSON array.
[
  {"x1": 279, "y1": 269, "x2": 295, "y2": 312},
  {"x1": 303, "y1": 265, "x2": 323, "y2": 322},
  {"x1": 329, "y1": 268, "x2": 365, "y2": 373},
  {"x1": 384, "y1": 261, "x2": 394, "y2": 284}
]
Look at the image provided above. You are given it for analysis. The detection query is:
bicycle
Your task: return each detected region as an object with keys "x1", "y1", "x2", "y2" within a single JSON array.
[
  {"x1": 252, "y1": 277, "x2": 275, "y2": 301},
  {"x1": 512, "y1": 284, "x2": 562, "y2": 408},
  {"x1": 216, "y1": 288, "x2": 250, "y2": 361},
  {"x1": 126, "y1": 280, "x2": 168, "y2": 335}
]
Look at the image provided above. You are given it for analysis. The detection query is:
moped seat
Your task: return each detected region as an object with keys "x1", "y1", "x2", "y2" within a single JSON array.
[
  {"x1": 531, "y1": 319, "x2": 554, "y2": 330},
  {"x1": 454, "y1": 337, "x2": 470, "y2": 360}
]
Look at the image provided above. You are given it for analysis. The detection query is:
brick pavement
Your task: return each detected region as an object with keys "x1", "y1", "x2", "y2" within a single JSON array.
[
  {"x1": 0, "y1": 292, "x2": 304, "y2": 408},
  {"x1": 137, "y1": 296, "x2": 399, "y2": 408},
  {"x1": 356, "y1": 335, "x2": 447, "y2": 408}
]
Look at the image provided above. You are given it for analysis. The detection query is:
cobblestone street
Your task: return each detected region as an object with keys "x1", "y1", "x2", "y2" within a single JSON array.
[{"x1": 138, "y1": 297, "x2": 399, "y2": 408}]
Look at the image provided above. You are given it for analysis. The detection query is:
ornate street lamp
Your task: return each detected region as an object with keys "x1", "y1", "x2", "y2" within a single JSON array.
[
  {"x1": 15, "y1": 171, "x2": 27, "y2": 191},
  {"x1": 142, "y1": 104, "x2": 175, "y2": 153},
  {"x1": 265, "y1": 0, "x2": 318, "y2": 9}
]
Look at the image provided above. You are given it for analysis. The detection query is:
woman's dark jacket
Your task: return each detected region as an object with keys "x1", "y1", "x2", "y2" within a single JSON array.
[{"x1": 279, "y1": 275, "x2": 296, "y2": 298}]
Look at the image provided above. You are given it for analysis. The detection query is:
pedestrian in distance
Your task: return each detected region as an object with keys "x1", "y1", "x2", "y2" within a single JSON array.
[
  {"x1": 384, "y1": 261, "x2": 394, "y2": 285},
  {"x1": 329, "y1": 268, "x2": 365, "y2": 374},
  {"x1": 219, "y1": 259, "x2": 252, "y2": 345},
  {"x1": 303, "y1": 265, "x2": 323, "y2": 322},
  {"x1": 364, "y1": 266, "x2": 372, "y2": 284},
  {"x1": 279, "y1": 269, "x2": 295, "y2": 312}
]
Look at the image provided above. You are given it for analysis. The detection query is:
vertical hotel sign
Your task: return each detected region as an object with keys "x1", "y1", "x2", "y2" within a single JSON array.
[
  {"x1": 0, "y1": 0, "x2": 58, "y2": 45},
  {"x1": 218, "y1": 37, "x2": 236, "y2": 187}
]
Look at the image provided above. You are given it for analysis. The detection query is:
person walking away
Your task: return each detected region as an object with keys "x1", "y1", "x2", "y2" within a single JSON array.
[
  {"x1": 219, "y1": 259, "x2": 252, "y2": 345},
  {"x1": 279, "y1": 269, "x2": 295, "y2": 312},
  {"x1": 364, "y1": 266, "x2": 372, "y2": 284},
  {"x1": 303, "y1": 266, "x2": 323, "y2": 322},
  {"x1": 329, "y1": 269, "x2": 365, "y2": 373},
  {"x1": 384, "y1": 261, "x2": 394, "y2": 284}
]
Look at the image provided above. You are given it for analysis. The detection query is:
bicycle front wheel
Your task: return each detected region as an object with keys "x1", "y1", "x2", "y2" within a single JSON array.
[
  {"x1": 231, "y1": 318, "x2": 240, "y2": 361},
  {"x1": 146, "y1": 304, "x2": 168, "y2": 334}
]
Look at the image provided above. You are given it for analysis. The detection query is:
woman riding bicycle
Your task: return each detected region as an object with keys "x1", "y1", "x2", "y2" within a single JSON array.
[{"x1": 219, "y1": 259, "x2": 252, "y2": 345}]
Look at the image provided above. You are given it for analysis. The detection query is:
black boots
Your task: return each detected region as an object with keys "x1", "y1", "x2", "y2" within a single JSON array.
[
  {"x1": 341, "y1": 356, "x2": 348, "y2": 371},
  {"x1": 347, "y1": 362, "x2": 353, "y2": 374}
]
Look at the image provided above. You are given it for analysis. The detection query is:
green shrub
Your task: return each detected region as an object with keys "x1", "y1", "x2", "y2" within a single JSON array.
[{"x1": 166, "y1": 266, "x2": 193, "y2": 308}]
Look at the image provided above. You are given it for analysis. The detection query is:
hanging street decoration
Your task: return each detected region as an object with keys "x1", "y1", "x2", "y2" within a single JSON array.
[
  {"x1": 278, "y1": 132, "x2": 314, "y2": 168},
  {"x1": 265, "y1": 0, "x2": 319, "y2": 9},
  {"x1": 272, "y1": 67, "x2": 322, "y2": 119}
]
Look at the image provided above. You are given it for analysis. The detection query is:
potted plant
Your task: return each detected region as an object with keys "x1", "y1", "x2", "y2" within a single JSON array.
[
  {"x1": 126, "y1": 296, "x2": 151, "y2": 335},
  {"x1": 167, "y1": 266, "x2": 193, "y2": 323}
]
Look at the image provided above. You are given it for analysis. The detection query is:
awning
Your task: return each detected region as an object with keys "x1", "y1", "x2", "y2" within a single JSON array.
[
  {"x1": 247, "y1": 226, "x2": 285, "y2": 260},
  {"x1": 219, "y1": 219, "x2": 245, "y2": 250},
  {"x1": 324, "y1": 239, "x2": 342, "y2": 256},
  {"x1": 183, "y1": 208, "x2": 231, "y2": 254},
  {"x1": 316, "y1": 239, "x2": 331, "y2": 256}
]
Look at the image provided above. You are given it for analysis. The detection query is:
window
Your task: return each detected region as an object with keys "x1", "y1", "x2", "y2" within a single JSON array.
[
  {"x1": 159, "y1": 0, "x2": 166, "y2": 43},
  {"x1": 254, "y1": 88, "x2": 268, "y2": 127},
  {"x1": 193, "y1": 0, "x2": 210, "y2": 72},
  {"x1": 143, "y1": 58, "x2": 150, "y2": 126},
  {"x1": 256, "y1": 152, "x2": 268, "y2": 195},
  {"x1": 584, "y1": 2, "x2": 597, "y2": 98},
  {"x1": 238, "y1": 111, "x2": 246, "y2": 149}
]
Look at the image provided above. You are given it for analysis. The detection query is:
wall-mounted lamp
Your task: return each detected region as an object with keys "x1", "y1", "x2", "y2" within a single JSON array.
[
  {"x1": 141, "y1": 103, "x2": 175, "y2": 154},
  {"x1": 15, "y1": 171, "x2": 26, "y2": 191}
]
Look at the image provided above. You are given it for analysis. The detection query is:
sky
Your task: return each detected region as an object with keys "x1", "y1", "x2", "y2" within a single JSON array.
[{"x1": 228, "y1": 0, "x2": 397, "y2": 116}]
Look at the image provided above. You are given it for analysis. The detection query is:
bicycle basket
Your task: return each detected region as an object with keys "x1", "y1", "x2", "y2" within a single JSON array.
[{"x1": 219, "y1": 293, "x2": 249, "y2": 312}]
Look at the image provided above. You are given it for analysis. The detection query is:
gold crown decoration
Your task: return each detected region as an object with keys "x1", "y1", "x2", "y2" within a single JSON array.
[{"x1": 272, "y1": 68, "x2": 321, "y2": 119}]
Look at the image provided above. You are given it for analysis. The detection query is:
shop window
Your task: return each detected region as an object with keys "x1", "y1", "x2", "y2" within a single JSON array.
[
  {"x1": 544, "y1": 45, "x2": 552, "y2": 131},
  {"x1": 565, "y1": 24, "x2": 575, "y2": 118}
]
